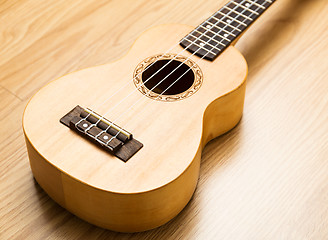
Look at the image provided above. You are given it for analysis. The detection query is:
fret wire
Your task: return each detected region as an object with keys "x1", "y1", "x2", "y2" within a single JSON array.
[
  {"x1": 196, "y1": 30, "x2": 231, "y2": 43},
  {"x1": 193, "y1": 29, "x2": 229, "y2": 45},
  {"x1": 230, "y1": 1, "x2": 259, "y2": 15},
  {"x1": 256, "y1": 0, "x2": 272, "y2": 8},
  {"x1": 198, "y1": 23, "x2": 237, "y2": 37},
  {"x1": 222, "y1": 5, "x2": 253, "y2": 21},
  {"x1": 246, "y1": 0, "x2": 266, "y2": 9},
  {"x1": 182, "y1": 0, "x2": 274, "y2": 60},
  {"x1": 208, "y1": 0, "x2": 270, "y2": 43},
  {"x1": 182, "y1": 38, "x2": 217, "y2": 55},
  {"x1": 224, "y1": 14, "x2": 247, "y2": 27},
  {"x1": 181, "y1": 0, "x2": 245, "y2": 58},
  {"x1": 181, "y1": 0, "x2": 243, "y2": 55},
  {"x1": 215, "y1": 13, "x2": 248, "y2": 26},
  {"x1": 209, "y1": 17, "x2": 243, "y2": 31},
  {"x1": 187, "y1": 34, "x2": 225, "y2": 49},
  {"x1": 203, "y1": 0, "x2": 255, "y2": 39}
]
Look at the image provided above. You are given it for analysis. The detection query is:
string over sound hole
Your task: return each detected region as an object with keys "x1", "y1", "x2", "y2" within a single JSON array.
[
  {"x1": 141, "y1": 59, "x2": 194, "y2": 95},
  {"x1": 133, "y1": 53, "x2": 203, "y2": 102}
]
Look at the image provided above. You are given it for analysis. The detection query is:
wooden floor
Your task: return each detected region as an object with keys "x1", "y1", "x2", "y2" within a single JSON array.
[{"x1": 1, "y1": 0, "x2": 328, "y2": 239}]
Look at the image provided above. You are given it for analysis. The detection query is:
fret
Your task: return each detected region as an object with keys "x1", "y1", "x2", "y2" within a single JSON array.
[
  {"x1": 223, "y1": 7, "x2": 255, "y2": 26},
  {"x1": 194, "y1": 28, "x2": 231, "y2": 42},
  {"x1": 218, "y1": 3, "x2": 254, "y2": 26},
  {"x1": 205, "y1": 19, "x2": 241, "y2": 40},
  {"x1": 259, "y1": 0, "x2": 272, "y2": 8},
  {"x1": 216, "y1": 13, "x2": 248, "y2": 27},
  {"x1": 187, "y1": 34, "x2": 225, "y2": 50},
  {"x1": 222, "y1": 5, "x2": 253, "y2": 21},
  {"x1": 208, "y1": 17, "x2": 242, "y2": 32},
  {"x1": 199, "y1": 22, "x2": 237, "y2": 37},
  {"x1": 245, "y1": 0, "x2": 266, "y2": 9},
  {"x1": 197, "y1": 31, "x2": 233, "y2": 51},
  {"x1": 180, "y1": 0, "x2": 276, "y2": 61},
  {"x1": 192, "y1": 30, "x2": 229, "y2": 46},
  {"x1": 230, "y1": 2, "x2": 259, "y2": 15},
  {"x1": 243, "y1": 2, "x2": 264, "y2": 13},
  {"x1": 196, "y1": 26, "x2": 231, "y2": 41},
  {"x1": 182, "y1": 37, "x2": 218, "y2": 55}
]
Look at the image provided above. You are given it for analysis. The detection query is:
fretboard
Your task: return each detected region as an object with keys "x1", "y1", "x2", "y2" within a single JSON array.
[{"x1": 180, "y1": 0, "x2": 276, "y2": 61}]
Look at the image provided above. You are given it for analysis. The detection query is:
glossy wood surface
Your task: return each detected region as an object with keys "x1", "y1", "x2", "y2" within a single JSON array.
[
  {"x1": 1, "y1": 0, "x2": 328, "y2": 238},
  {"x1": 23, "y1": 24, "x2": 247, "y2": 194},
  {"x1": 22, "y1": 22, "x2": 247, "y2": 231}
]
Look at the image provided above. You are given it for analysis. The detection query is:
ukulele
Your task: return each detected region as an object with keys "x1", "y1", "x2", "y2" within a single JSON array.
[{"x1": 23, "y1": 0, "x2": 276, "y2": 232}]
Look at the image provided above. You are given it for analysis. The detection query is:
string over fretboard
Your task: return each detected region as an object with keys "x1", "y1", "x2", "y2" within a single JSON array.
[{"x1": 180, "y1": 0, "x2": 276, "y2": 61}]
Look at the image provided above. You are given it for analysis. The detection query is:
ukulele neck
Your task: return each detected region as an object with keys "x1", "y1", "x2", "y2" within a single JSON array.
[{"x1": 180, "y1": 0, "x2": 276, "y2": 61}]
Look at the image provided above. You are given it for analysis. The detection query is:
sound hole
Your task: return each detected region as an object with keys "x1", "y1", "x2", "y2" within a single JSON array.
[{"x1": 141, "y1": 59, "x2": 195, "y2": 95}]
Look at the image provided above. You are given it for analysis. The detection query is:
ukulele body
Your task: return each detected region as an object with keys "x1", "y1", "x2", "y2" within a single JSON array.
[{"x1": 23, "y1": 24, "x2": 247, "y2": 232}]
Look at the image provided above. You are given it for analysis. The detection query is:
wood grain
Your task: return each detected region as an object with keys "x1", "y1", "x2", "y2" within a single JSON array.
[
  {"x1": 23, "y1": 23, "x2": 247, "y2": 231},
  {"x1": 1, "y1": 0, "x2": 328, "y2": 239}
]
